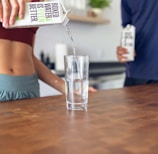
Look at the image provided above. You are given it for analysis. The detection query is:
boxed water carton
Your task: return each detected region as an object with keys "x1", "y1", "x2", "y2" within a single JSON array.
[
  {"x1": 9, "y1": 0, "x2": 69, "y2": 28},
  {"x1": 121, "y1": 24, "x2": 135, "y2": 61}
]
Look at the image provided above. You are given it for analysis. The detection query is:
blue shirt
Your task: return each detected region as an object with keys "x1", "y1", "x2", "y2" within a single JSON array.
[{"x1": 121, "y1": 0, "x2": 158, "y2": 80}]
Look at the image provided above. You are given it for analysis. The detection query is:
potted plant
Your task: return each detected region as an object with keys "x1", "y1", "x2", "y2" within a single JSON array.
[{"x1": 88, "y1": 0, "x2": 112, "y2": 17}]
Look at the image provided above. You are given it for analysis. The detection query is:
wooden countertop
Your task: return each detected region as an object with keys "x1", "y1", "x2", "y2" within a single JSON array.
[{"x1": 1, "y1": 85, "x2": 158, "y2": 154}]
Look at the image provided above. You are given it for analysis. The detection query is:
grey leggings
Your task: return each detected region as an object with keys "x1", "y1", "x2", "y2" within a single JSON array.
[{"x1": 0, "y1": 73, "x2": 40, "y2": 102}]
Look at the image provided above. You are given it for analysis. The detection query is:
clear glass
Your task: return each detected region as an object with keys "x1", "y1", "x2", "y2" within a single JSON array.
[{"x1": 64, "y1": 55, "x2": 89, "y2": 110}]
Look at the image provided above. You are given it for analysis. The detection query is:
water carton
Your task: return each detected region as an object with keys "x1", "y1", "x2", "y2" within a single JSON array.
[
  {"x1": 121, "y1": 24, "x2": 135, "y2": 61},
  {"x1": 9, "y1": 0, "x2": 70, "y2": 28}
]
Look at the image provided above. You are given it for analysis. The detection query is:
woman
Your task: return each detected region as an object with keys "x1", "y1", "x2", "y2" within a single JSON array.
[
  {"x1": 0, "y1": 24, "x2": 66, "y2": 101},
  {"x1": 0, "y1": 0, "x2": 96, "y2": 101}
]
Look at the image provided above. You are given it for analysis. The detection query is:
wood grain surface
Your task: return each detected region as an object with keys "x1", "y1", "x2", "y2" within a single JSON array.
[{"x1": 1, "y1": 84, "x2": 158, "y2": 154}]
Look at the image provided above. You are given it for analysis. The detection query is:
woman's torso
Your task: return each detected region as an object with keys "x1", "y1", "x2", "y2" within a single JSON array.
[
  {"x1": 0, "y1": 0, "x2": 40, "y2": 76},
  {"x1": 0, "y1": 23, "x2": 38, "y2": 76},
  {"x1": 0, "y1": 39, "x2": 35, "y2": 75}
]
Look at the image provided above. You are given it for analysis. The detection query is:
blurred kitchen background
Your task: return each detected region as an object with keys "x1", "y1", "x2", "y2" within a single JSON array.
[{"x1": 34, "y1": 0, "x2": 126, "y2": 96}]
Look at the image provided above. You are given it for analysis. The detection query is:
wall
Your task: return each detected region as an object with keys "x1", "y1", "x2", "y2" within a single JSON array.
[{"x1": 34, "y1": 0, "x2": 122, "y2": 62}]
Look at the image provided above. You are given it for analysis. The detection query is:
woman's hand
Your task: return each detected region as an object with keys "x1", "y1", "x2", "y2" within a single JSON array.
[
  {"x1": 0, "y1": 0, "x2": 30, "y2": 28},
  {"x1": 88, "y1": 86, "x2": 97, "y2": 92}
]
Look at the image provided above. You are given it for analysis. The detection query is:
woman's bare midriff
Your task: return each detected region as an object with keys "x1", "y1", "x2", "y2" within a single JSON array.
[{"x1": 0, "y1": 39, "x2": 36, "y2": 76}]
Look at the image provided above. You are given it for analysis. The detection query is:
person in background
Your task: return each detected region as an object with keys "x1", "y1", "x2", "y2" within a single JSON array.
[
  {"x1": 116, "y1": 0, "x2": 158, "y2": 87},
  {"x1": 0, "y1": 0, "x2": 96, "y2": 101}
]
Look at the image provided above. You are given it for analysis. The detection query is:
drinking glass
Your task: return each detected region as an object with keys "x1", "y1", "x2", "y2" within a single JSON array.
[{"x1": 64, "y1": 55, "x2": 89, "y2": 110}]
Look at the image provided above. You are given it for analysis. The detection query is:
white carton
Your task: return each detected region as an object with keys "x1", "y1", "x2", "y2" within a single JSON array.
[
  {"x1": 121, "y1": 24, "x2": 135, "y2": 61},
  {"x1": 9, "y1": 0, "x2": 69, "y2": 28}
]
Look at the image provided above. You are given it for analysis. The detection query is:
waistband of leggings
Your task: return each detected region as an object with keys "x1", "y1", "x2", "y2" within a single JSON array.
[{"x1": 0, "y1": 73, "x2": 39, "y2": 91}]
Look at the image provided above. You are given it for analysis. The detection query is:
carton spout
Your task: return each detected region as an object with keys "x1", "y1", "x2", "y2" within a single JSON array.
[{"x1": 59, "y1": 1, "x2": 71, "y2": 27}]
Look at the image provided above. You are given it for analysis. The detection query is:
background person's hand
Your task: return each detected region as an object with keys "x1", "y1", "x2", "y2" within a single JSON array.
[
  {"x1": 116, "y1": 46, "x2": 129, "y2": 63},
  {"x1": 0, "y1": 0, "x2": 30, "y2": 28}
]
